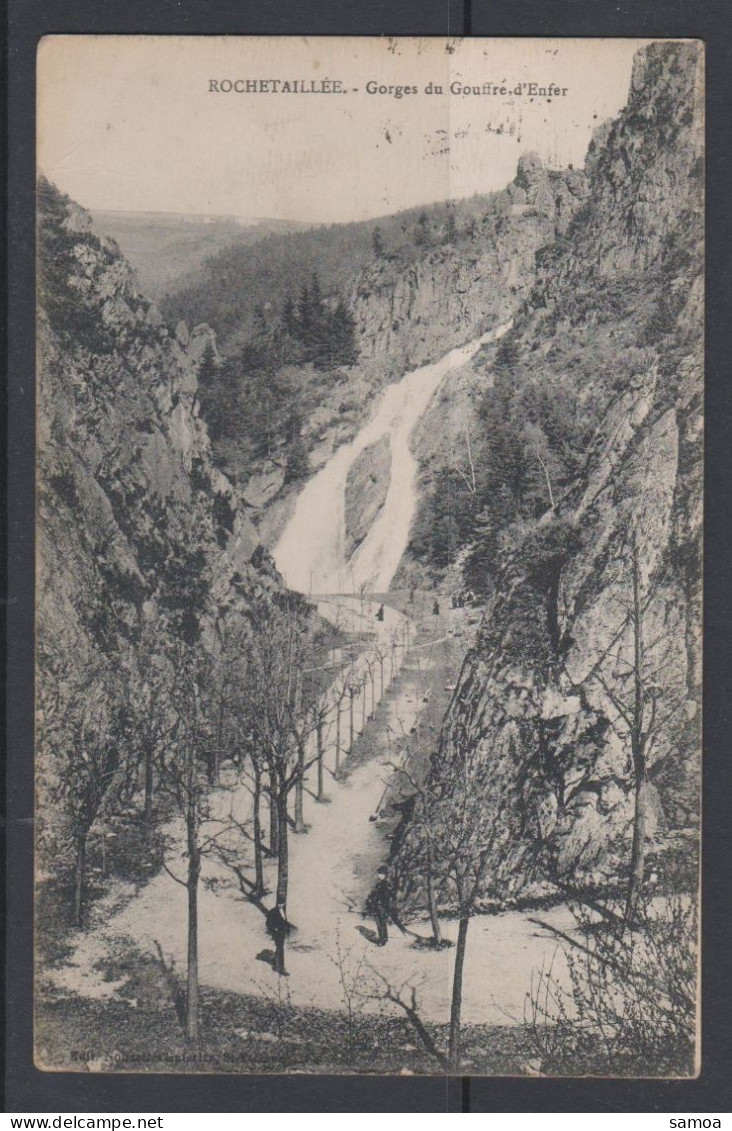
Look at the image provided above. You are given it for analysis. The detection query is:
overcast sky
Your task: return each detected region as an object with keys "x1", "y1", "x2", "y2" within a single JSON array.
[{"x1": 38, "y1": 36, "x2": 656, "y2": 224}]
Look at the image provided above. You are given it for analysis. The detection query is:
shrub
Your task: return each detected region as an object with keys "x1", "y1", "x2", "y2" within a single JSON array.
[{"x1": 525, "y1": 896, "x2": 697, "y2": 1077}]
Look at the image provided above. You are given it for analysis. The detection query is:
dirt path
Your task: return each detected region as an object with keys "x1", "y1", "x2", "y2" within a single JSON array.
[{"x1": 50, "y1": 595, "x2": 572, "y2": 1027}]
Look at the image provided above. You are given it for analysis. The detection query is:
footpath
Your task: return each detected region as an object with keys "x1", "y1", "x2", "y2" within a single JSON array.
[{"x1": 47, "y1": 594, "x2": 573, "y2": 1027}]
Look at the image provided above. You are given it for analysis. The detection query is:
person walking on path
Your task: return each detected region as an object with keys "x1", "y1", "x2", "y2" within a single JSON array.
[
  {"x1": 266, "y1": 901, "x2": 292, "y2": 975},
  {"x1": 364, "y1": 866, "x2": 407, "y2": 946}
]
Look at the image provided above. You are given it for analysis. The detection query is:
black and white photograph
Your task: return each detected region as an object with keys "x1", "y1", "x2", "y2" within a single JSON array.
[{"x1": 34, "y1": 35, "x2": 703, "y2": 1077}]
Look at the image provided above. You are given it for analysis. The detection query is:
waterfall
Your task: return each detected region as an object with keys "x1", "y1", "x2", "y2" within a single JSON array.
[{"x1": 273, "y1": 322, "x2": 511, "y2": 594}]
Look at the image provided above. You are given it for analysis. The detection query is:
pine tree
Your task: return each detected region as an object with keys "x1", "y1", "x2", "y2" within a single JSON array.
[
  {"x1": 309, "y1": 271, "x2": 323, "y2": 311},
  {"x1": 282, "y1": 294, "x2": 297, "y2": 337},
  {"x1": 328, "y1": 300, "x2": 359, "y2": 368},
  {"x1": 296, "y1": 282, "x2": 311, "y2": 345},
  {"x1": 251, "y1": 303, "x2": 267, "y2": 337},
  {"x1": 415, "y1": 210, "x2": 430, "y2": 246},
  {"x1": 197, "y1": 340, "x2": 218, "y2": 389},
  {"x1": 444, "y1": 206, "x2": 458, "y2": 245},
  {"x1": 285, "y1": 435, "x2": 310, "y2": 483}
]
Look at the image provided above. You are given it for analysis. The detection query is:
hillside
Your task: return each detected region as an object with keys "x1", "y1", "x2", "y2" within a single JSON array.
[
  {"x1": 90, "y1": 209, "x2": 312, "y2": 301},
  {"x1": 397, "y1": 40, "x2": 703, "y2": 899},
  {"x1": 159, "y1": 165, "x2": 589, "y2": 527},
  {"x1": 159, "y1": 195, "x2": 498, "y2": 349},
  {"x1": 36, "y1": 179, "x2": 282, "y2": 865}
]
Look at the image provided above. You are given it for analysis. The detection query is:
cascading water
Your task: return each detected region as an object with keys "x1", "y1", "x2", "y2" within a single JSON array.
[{"x1": 273, "y1": 322, "x2": 511, "y2": 595}]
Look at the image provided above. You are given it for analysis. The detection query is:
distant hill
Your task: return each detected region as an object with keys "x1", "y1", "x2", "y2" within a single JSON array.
[
  {"x1": 158, "y1": 195, "x2": 501, "y2": 351},
  {"x1": 90, "y1": 210, "x2": 314, "y2": 301}
]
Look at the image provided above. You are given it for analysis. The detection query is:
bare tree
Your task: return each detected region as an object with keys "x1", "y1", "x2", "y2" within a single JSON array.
[
  {"x1": 340, "y1": 660, "x2": 365, "y2": 770},
  {"x1": 39, "y1": 651, "x2": 130, "y2": 925},
  {"x1": 396, "y1": 720, "x2": 534, "y2": 1070},
  {"x1": 368, "y1": 971, "x2": 449, "y2": 1071},
  {"x1": 584, "y1": 531, "x2": 686, "y2": 922},
  {"x1": 154, "y1": 646, "x2": 208, "y2": 1044},
  {"x1": 308, "y1": 692, "x2": 334, "y2": 803},
  {"x1": 154, "y1": 642, "x2": 256, "y2": 1044},
  {"x1": 328, "y1": 925, "x2": 380, "y2": 1066},
  {"x1": 525, "y1": 895, "x2": 697, "y2": 1076},
  {"x1": 122, "y1": 626, "x2": 179, "y2": 840},
  {"x1": 239, "y1": 594, "x2": 321, "y2": 910},
  {"x1": 372, "y1": 641, "x2": 390, "y2": 699},
  {"x1": 392, "y1": 766, "x2": 445, "y2": 947},
  {"x1": 327, "y1": 670, "x2": 351, "y2": 778},
  {"x1": 229, "y1": 711, "x2": 268, "y2": 899}
]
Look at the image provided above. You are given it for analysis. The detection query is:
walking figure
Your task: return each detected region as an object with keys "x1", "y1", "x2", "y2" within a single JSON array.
[
  {"x1": 364, "y1": 866, "x2": 406, "y2": 946},
  {"x1": 375, "y1": 603, "x2": 385, "y2": 622},
  {"x1": 265, "y1": 901, "x2": 292, "y2": 976},
  {"x1": 432, "y1": 599, "x2": 440, "y2": 615}
]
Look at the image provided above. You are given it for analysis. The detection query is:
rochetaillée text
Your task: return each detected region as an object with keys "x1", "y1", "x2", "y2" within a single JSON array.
[{"x1": 207, "y1": 79, "x2": 569, "y2": 98}]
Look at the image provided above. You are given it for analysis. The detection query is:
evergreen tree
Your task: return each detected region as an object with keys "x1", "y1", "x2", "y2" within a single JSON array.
[
  {"x1": 415, "y1": 210, "x2": 430, "y2": 246},
  {"x1": 284, "y1": 434, "x2": 310, "y2": 483},
  {"x1": 197, "y1": 340, "x2": 218, "y2": 390},
  {"x1": 308, "y1": 272, "x2": 329, "y2": 361},
  {"x1": 309, "y1": 271, "x2": 323, "y2": 311},
  {"x1": 328, "y1": 300, "x2": 359, "y2": 368},
  {"x1": 296, "y1": 282, "x2": 311, "y2": 345},
  {"x1": 282, "y1": 294, "x2": 297, "y2": 337},
  {"x1": 444, "y1": 206, "x2": 458, "y2": 245},
  {"x1": 251, "y1": 303, "x2": 268, "y2": 337}
]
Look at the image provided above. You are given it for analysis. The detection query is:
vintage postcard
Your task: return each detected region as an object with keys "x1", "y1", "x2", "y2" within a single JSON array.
[{"x1": 35, "y1": 35, "x2": 703, "y2": 1076}]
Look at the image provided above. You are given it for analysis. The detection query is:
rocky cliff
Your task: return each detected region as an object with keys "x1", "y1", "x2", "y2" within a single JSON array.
[
  {"x1": 419, "y1": 41, "x2": 703, "y2": 896},
  {"x1": 36, "y1": 180, "x2": 278, "y2": 858},
  {"x1": 157, "y1": 151, "x2": 589, "y2": 538},
  {"x1": 352, "y1": 155, "x2": 588, "y2": 374}
]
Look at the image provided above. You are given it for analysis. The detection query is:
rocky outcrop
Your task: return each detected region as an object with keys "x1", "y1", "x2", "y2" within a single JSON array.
[
  {"x1": 352, "y1": 157, "x2": 588, "y2": 373},
  {"x1": 343, "y1": 435, "x2": 392, "y2": 559},
  {"x1": 425, "y1": 41, "x2": 703, "y2": 896},
  {"x1": 570, "y1": 41, "x2": 703, "y2": 278},
  {"x1": 36, "y1": 180, "x2": 278, "y2": 858}
]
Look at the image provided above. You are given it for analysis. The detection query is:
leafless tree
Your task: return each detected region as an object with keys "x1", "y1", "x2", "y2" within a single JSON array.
[
  {"x1": 327, "y1": 669, "x2": 351, "y2": 778},
  {"x1": 583, "y1": 531, "x2": 686, "y2": 922},
  {"x1": 328, "y1": 924, "x2": 381, "y2": 1066},
  {"x1": 238, "y1": 594, "x2": 322, "y2": 909},
  {"x1": 396, "y1": 720, "x2": 534, "y2": 1070},
  {"x1": 154, "y1": 645, "x2": 209, "y2": 1043},
  {"x1": 121, "y1": 625, "x2": 179, "y2": 840},
  {"x1": 524, "y1": 895, "x2": 697, "y2": 1076},
  {"x1": 390, "y1": 764, "x2": 445, "y2": 947},
  {"x1": 372, "y1": 641, "x2": 390, "y2": 699},
  {"x1": 38, "y1": 648, "x2": 131, "y2": 925},
  {"x1": 368, "y1": 970, "x2": 449, "y2": 1071}
]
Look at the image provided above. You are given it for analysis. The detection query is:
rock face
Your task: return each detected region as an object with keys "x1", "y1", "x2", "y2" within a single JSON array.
[
  {"x1": 352, "y1": 156, "x2": 588, "y2": 373},
  {"x1": 572, "y1": 41, "x2": 704, "y2": 277},
  {"x1": 343, "y1": 435, "x2": 392, "y2": 559},
  {"x1": 419, "y1": 41, "x2": 703, "y2": 896},
  {"x1": 36, "y1": 180, "x2": 277, "y2": 857}
]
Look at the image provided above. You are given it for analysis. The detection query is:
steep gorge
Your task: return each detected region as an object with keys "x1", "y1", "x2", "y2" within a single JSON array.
[
  {"x1": 419, "y1": 41, "x2": 703, "y2": 896},
  {"x1": 351, "y1": 153, "x2": 587, "y2": 373},
  {"x1": 159, "y1": 157, "x2": 589, "y2": 531},
  {"x1": 36, "y1": 180, "x2": 280, "y2": 861},
  {"x1": 36, "y1": 38, "x2": 703, "y2": 908}
]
